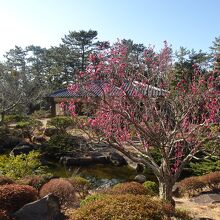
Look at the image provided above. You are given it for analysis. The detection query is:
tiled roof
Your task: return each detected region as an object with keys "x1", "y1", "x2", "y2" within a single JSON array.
[{"x1": 48, "y1": 81, "x2": 166, "y2": 98}]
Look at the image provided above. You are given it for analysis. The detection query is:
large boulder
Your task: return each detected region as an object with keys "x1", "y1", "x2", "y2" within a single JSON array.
[
  {"x1": 10, "y1": 143, "x2": 35, "y2": 156},
  {"x1": 13, "y1": 194, "x2": 65, "y2": 220},
  {"x1": 134, "y1": 174, "x2": 146, "y2": 183},
  {"x1": 60, "y1": 155, "x2": 110, "y2": 166},
  {"x1": 109, "y1": 152, "x2": 127, "y2": 166}
]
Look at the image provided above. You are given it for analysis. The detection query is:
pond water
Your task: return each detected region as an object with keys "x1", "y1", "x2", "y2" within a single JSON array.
[{"x1": 48, "y1": 162, "x2": 157, "y2": 188}]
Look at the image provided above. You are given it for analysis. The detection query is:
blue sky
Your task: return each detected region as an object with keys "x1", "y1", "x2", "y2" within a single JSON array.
[{"x1": 0, "y1": 0, "x2": 219, "y2": 59}]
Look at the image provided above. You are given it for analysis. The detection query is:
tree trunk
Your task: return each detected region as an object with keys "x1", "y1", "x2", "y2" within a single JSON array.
[{"x1": 159, "y1": 180, "x2": 175, "y2": 206}]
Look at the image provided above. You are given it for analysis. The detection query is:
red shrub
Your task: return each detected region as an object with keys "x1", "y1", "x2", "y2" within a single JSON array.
[
  {"x1": 0, "y1": 184, "x2": 37, "y2": 213},
  {"x1": 39, "y1": 178, "x2": 76, "y2": 208},
  {"x1": 201, "y1": 171, "x2": 220, "y2": 190}
]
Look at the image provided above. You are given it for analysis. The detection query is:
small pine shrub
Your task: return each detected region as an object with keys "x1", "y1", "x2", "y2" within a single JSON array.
[
  {"x1": 0, "y1": 184, "x2": 37, "y2": 213},
  {"x1": 68, "y1": 176, "x2": 91, "y2": 199},
  {"x1": 0, "y1": 176, "x2": 14, "y2": 185},
  {"x1": 39, "y1": 178, "x2": 76, "y2": 208},
  {"x1": 106, "y1": 181, "x2": 150, "y2": 195},
  {"x1": 68, "y1": 194, "x2": 175, "y2": 220},
  {"x1": 143, "y1": 181, "x2": 158, "y2": 195}
]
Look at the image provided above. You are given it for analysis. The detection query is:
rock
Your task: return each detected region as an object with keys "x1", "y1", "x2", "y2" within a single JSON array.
[
  {"x1": 60, "y1": 155, "x2": 110, "y2": 166},
  {"x1": 10, "y1": 143, "x2": 34, "y2": 156},
  {"x1": 136, "y1": 163, "x2": 145, "y2": 173},
  {"x1": 134, "y1": 174, "x2": 146, "y2": 183},
  {"x1": 109, "y1": 152, "x2": 127, "y2": 166},
  {"x1": 32, "y1": 135, "x2": 46, "y2": 143},
  {"x1": 0, "y1": 135, "x2": 21, "y2": 150},
  {"x1": 13, "y1": 193, "x2": 65, "y2": 220},
  {"x1": 44, "y1": 127, "x2": 58, "y2": 137},
  {"x1": 190, "y1": 193, "x2": 220, "y2": 204}
]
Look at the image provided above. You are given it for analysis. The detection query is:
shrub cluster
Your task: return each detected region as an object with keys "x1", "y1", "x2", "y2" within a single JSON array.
[
  {"x1": 69, "y1": 194, "x2": 175, "y2": 220},
  {"x1": 0, "y1": 184, "x2": 37, "y2": 213},
  {"x1": 178, "y1": 171, "x2": 220, "y2": 197},
  {"x1": 39, "y1": 178, "x2": 76, "y2": 208},
  {"x1": 0, "y1": 151, "x2": 46, "y2": 179},
  {"x1": 105, "y1": 181, "x2": 150, "y2": 196}
]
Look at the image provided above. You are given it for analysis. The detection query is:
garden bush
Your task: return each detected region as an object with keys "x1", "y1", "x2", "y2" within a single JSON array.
[
  {"x1": 39, "y1": 178, "x2": 76, "y2": 208},
  {"x1": 0, "y1": 176, "x2": 14, "y2": 185},
  {"x1": 143, "y1": 181, "x2": 158, "y2": 195},
  {"x1": 0, "y1": 184, "x2": 37, "y2": 213},
  {"x1": 201, "y1": 171, "x2": 220, "y2": 191},
  {"x1": 105, "y1": 181, "x2": 150, "y2": 195},
  {"x1": 67, "y1": 176, "x2": 91, "y2": 199},
  {"x1": 0, "y1": 151, "x2": 46, "y2": 179},
  {"x1": 178, "y1": 176, "x2": 206, "y2": 197},
  {"x1": 4, "y1": 115, "x2": 29, "y2": 124},
  {"x1": 47, "y1": 116, "x2": 73, "y2": 133},
  {"x1": 68, "y1": 194, "x2": 175, "y2": 220}
]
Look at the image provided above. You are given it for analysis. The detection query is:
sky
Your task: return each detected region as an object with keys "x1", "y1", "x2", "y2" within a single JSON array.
[{"x1": 0, "y1": 0, "x2": 220, "y2": 59}]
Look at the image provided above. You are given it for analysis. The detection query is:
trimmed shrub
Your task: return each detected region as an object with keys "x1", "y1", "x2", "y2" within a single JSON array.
[
  {"x1": 68, "y1": 194, "x2": 174, "y2": 220},
  {"x1": 105, "y1": 181, "x2": 150, "y2": 195},
  {"x1": 143, "y1": 181, "x2": 158, "y2": 195},
  {"x1": 39, "y1": 178, "x2": 76, "y2": 208},
  {"x1": 178, "y1": 176, "x2": 206, "y2": 197},
  {"x1": 67, "y1": 176, "x2": 91, "y2": 199},
  {"x1": 0, "y1": 184, "x2": 37, "y2": 213},
  {"x1": 201, "y1": 171, "x2": 220, "y2": 190},
  {"x1": 0, "y1": 176, "x2": 14, "y2": 185}
]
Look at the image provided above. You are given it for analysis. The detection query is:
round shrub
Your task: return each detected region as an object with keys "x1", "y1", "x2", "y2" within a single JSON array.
[
  {"x1": 143, "y1": 181, "x2": 158, "y2": 195},
  {"x1": 39, "y1": 178, "x2": 76, "y2": 208},
  {"x1": 67, "y1": 176, "x2": 91, "y2": 199},
  {"x1": 0, "y1": 176, "x2": 14, "y2": 185},
  {"x1": 0, "y1": 184, "x2": 37, "y2": 213},
  {"x1": 106, "y1": 181, "x2": 150, "y2": 195},
  {"x1": 68, "y1": 194, "x2": 174, "y2": 220}
]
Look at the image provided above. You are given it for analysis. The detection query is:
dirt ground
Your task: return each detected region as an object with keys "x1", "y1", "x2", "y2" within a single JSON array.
[{"x1": 175, "y1": 197, "x2": 220, "y2": 220}]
